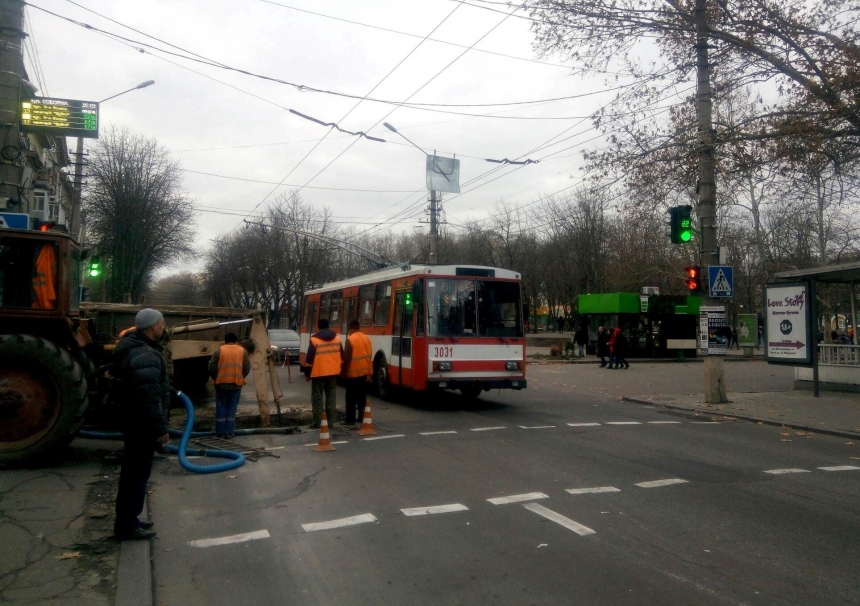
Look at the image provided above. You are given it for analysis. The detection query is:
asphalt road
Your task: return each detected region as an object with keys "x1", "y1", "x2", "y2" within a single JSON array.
[{"x1": 149, "y1": 361, "x2": 860, "y2": 605}]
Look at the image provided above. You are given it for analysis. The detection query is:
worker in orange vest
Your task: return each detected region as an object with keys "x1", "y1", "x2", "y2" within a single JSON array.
[
  {"x1": 305, "y1": 318, "x2": 343, "y2": 429},
  {"x1": 341, "y1": 319, "x2": 372, "y2": 427},
  {"x1": 208, "y1": 332, "x2": 251, "y2": 438},
  {"x1": 31, "y1": 243, "x2": 58, "y2": 309}
]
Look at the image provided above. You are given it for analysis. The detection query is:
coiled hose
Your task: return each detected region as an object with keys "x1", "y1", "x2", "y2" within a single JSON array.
[{"x1": 78, "y1": 391, "x2": 245, "y2": 474}]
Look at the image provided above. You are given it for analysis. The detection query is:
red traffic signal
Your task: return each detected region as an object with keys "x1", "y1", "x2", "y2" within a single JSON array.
[{"x1": 683, "y1": 266, "x2": 701, "y2": 292}]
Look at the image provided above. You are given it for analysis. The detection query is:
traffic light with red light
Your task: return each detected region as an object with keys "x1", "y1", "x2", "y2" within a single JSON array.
[
  {"x1": 683, "y1": 266, "x2": 701, "y2": 292},
  {"x1": 669, "y1": 205, "x2": 694, "y2": 244}
]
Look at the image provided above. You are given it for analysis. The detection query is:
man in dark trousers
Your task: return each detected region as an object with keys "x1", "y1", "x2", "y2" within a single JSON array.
[
  {"x1": 304, "y1": 318, "x2": 343, "y2": 429},
  {"x1": 341, "y1": 319, "x2": 373, "y2": 427},
  {"x1": 208, "y1": 332, "x2": 251, "y2": 438},
  {"x1": 597, "y1": 325, "x2": 610, "y2": 367},
  {"x1": 112, "y1": 308, "x2": 170, "y2": 541}
]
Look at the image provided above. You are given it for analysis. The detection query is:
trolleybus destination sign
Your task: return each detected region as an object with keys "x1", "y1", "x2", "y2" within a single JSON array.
[{"x1": 20, "y1": 97, "x2": 100, "y2": 138}]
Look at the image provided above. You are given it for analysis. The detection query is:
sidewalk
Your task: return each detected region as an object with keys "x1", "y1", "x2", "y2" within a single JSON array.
[{"x1": 622, "y1": 390, "x2": 860, "y2": 439}]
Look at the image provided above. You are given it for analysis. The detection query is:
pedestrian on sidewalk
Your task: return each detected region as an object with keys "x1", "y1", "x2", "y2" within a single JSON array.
[
  {"x1": 208, "y1": 332, "x2": 251, "y2": 439},
  {"x1": 304, "y1": 318, "x2": 343, "y2": 429},
  {"x1": 341, "y1": 319, "x2": 372, "y2": 427},
  {"x1": 557, "y1": 316, "x2": 565, "y2": 334},
  {"x1": 597, "y1": 326, "x2": 609, "y2": 367},
  {"x1": 607, "y1": 327, "x2": 618, "y2": 369},
  {"x1": 574, "y1": 325, "x2": 588, "y2": 357},
  {"x1": 613, "y1": 328, "x2": 630, "y2": 369},
  {"x1": 111, "y1": 308, "x2": 170, "y2": 541},
  {"x1": 730, "y1": 327, "x2": 739, "y2": 350}
]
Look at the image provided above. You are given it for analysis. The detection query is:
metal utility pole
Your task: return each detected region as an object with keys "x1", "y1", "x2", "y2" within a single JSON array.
[
  {"x1": 695, "y1": 0, "x2": 727, "y2": 403},
  {"x1": 0, "y1": 0, "x2": 25, "y2": 206},
  {"x1": 70, "y1": 136, "x2": 83, "y2": 240},
  {"x1": 428, "y1": 190, "x2": 438, "y2": 264}
]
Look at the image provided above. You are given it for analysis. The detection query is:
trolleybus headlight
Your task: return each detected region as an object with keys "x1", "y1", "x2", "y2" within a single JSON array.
[
  {"x1": 505, "y1": 361, "x2": 519, "y2": 370},
  {"x1": 437, "y1": 361, "x2": 452, "y2": 371}
]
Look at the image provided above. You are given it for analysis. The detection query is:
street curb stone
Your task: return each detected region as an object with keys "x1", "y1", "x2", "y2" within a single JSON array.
[
  {"x1": 621, "y1": 396, "x2": 860, "y2": 440},
  {"x1": 114, "y1": 497, "x2": 153, "y2": 606}
]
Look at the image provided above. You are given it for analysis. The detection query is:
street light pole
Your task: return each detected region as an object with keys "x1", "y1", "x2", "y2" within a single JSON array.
[
  {"x1": 69, "y1": 80, "x2": 155, "y2": 241},
  {"x1": 383, "y1": 122, "x2": 439, "y2": 264}
]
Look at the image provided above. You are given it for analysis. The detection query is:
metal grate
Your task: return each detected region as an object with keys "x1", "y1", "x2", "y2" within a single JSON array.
[{"x1": 190, "y1": 436, "x2": 280, "y2": 461}]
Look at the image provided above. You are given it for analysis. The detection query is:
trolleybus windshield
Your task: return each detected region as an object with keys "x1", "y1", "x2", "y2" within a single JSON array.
[{"x1": 426, "y1": 279, "x2": 522, "y2": 338}]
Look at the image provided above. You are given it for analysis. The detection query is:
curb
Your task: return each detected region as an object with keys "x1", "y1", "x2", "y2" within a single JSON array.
[
  {"x1": 528, "y1": 357, "x2": 764, "y2": 365},
  {"x1": 115, "y1": 497, "x2": 153, "y2": 606},
  {"x1": 621, "y1": 396, "x2": 860, "y2": 440}
]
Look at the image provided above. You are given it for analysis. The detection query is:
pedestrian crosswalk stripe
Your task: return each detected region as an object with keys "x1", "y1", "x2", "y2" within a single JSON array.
[{"x1": 523, "y1": 503, "x2": 596, "y2": 536}]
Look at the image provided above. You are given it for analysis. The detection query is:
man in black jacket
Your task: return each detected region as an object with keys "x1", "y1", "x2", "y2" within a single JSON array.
[{"x1": 112, "y1": 308, "x2": 170, "y2": 541}]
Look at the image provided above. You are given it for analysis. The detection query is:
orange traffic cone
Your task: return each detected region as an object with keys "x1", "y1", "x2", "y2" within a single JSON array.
[
  {"x1": 315, "y1": 411, "x2": 336, "y2": 452},
  {"x1": 357, "y1": 400, "x2": 377, "y2": 436}
]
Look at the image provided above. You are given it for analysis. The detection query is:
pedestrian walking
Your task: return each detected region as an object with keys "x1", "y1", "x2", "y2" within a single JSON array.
[
  {"x1": 613, "y1": 328, "x2": 630, "y2": 369},
  {"x1": 607, "y1": 327, "x2": 618, "y2": 369},
  {"x1": 208, "y1": 332, "x2": 251, "y2": 439},
  {"x1": 111, "y1": 308, "x2": 170, "y2": 541},
  {"x1": 341, "y1": 319, "x2": 372, "y2": 427},
  {"x1": 596, "y1": 326, "x2": 609, "y2": 367},
  {"x1": 574, "y1": 325, "x2": 588, "y2": 357},
  {"x1": 557, "y1": 316, "x2": 565, "y2": 334},
  {"x1": 305, "y1": 318, "x2": 343, "y2": 429},
  {"x1": 730, "y1": 327, "x2": 739, "y2": 350}
]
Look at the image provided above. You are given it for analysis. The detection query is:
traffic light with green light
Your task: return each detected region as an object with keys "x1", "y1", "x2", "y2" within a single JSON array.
[
  {"x1": 669, "y1": 205, "x2": 694, "y2": 244},
  {"x1": 683, "y1": 266, "x2": 701, "y2": 292},
  {"x1": 404, "y1": 291, "x2": 413, "y2": 312},
  {"x1": 88, "y1": 256, "x2": 102, "y2": 278}
]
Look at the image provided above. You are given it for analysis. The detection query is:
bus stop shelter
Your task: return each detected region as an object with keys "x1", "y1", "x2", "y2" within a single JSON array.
[{"x1": 774, "y1": 260, "x2": 860, "y2": 395}]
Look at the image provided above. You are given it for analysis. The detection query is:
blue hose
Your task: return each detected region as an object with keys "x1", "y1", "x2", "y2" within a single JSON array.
[{"x1": 78, "y1": 391, "x2": 245, "y2": 474}]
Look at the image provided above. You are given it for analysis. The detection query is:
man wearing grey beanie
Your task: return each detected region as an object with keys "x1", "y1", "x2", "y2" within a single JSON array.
[{"x1": 111, "y1": 308, "x2": 170, "y2": 541}]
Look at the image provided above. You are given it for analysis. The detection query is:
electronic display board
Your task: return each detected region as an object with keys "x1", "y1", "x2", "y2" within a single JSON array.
[{"x1": 20, "y1": 97, "x2": 100, "y2": 138}]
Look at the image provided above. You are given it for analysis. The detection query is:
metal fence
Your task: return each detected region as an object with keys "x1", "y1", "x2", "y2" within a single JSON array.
[{"x1": 819, "y1": 344, "x2": 860, "y2": 366}]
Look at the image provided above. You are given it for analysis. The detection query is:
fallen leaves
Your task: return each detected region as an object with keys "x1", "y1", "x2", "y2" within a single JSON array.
[
  {"x1": 55, "y1": 551, "x2": 81, "y2": 560},
  {"x1": 226, "y1": 475, "x2": 238, "y2": 479}
]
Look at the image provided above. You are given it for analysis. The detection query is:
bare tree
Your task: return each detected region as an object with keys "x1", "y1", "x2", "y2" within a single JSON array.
[{"x1": 85, "y1": 126, "x2": 196, "y2": 302}]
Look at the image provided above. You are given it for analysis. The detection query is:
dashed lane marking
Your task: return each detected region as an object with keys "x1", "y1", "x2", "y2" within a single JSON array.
[
  {"x1": 818, "y1": 465, "x2": 860, "y2": 472},
  {"x1": 635, "y1": 478, "x2": 689, "y2": 488},
  {"x1": 523, "y1": 503, "x2": 596, "y2": 536},
  {"x1": 566, "y1": 486, "x2": 621, "y2": 495},
  {"x1": 470, "y1": 426, "x2": 507, "y2": 432},
  {"x1": 487, "y1": 492, "x2": 549, "y2": 505},
  {"x1": 305, "y1": 441, "x2": 348, "y2": 446},
  {"x1": 648, "y1": 421, "x2": 682, "y2": 424},
  {"x1": 519, "y1": 425, "x2": 556, "y2": 429},
  {"x1": 362, "y1": 435, "x2": 406, "y2": 441},
  {"x1": 605, "y1": 421, "x2": 642, "y2": 425},
  {"x1": 764, "y1": 468, "x2": 810, "y2": 475},
  {"x1": 419, "y1": 431, "x2": 458, "y2": 436},
  {"x1": 689, "y1": 421, "x2": 721, "y2": 424},
  {"x1": 188, "y1": 529, "x2": 270, "y2": 548},
  {"x1": 567, "y1": 422, "x2": 601, "y2": 427},
  {"x1": 302, "y1": 513, "x2": 377, "y2": 533},
  {"x1": 400, "y1": 504, "x2": 469, "y2": 517}
]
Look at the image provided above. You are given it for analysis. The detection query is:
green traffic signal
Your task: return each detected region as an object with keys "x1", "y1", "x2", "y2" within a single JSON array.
[
  {"x1": 669, "y1": 205, "x2": 694, "y2": 244},
  {"x1": 88, "y1": 256, "x2": 102, "y2": 278},
  {"x1": 404, "y1": 292, "x2": 413, "y2": 311}
]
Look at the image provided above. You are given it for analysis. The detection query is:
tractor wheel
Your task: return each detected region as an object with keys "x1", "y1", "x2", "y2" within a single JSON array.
[{"x1": 0, "y1": 334, "x2": 89, "y2": 465}]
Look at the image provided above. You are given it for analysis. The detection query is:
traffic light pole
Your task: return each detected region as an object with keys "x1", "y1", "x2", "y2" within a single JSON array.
[
  {"x1": 429, "y1": 190, "x2": 438, "y2": 264},
  {"x1": 695, "y1": 0, "x2": 727, "y2": 403}
]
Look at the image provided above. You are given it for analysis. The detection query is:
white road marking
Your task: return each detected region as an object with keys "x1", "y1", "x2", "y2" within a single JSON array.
[
  {"x1": 689, "y1": 421, "x2": 720, "y2": 424},
  {"x1": 605, "y1": 421, "x2": 642, "y2": 425},
  {"x1": 362, "y1": 435, "x2": 406, "y2": 441},
  {"x1": 302, "y1": 513, "x2": 377, "y2": 532},
  {"x1": 648, "y1": 421, "x2": 682, "y2": 424},
  {"x1": 304, "y1": 441, "x2": 348, "y2": 446},
  {"x1": 487, "y1": 492, "x2": 549, "y2": 505},
  {"x1": 188, "y1": 529, "x2": 270, "y2": 548},
  {"x1": 818, "y1": 465, "x2": 860, "y2": 472},
  {"x1": 567, "y1": 422, "x2": 601, "y2": 427},
  {"x1": 419, "y1": 431, "x2": 457, "y2": 436},
  {"x1": 400, "y1": 504, "x2": 469, "y2": 517},
  {"x1": 470, "y1": 426, "x2": 506, "y2": 432},
  {"x1": 519, "y1": 425, "x2": 556, "y2": 429},
  {"x1": 764, "y1": 468, "x2": 810, "y2": 475},
  {"x1": 565, "y1": 486, "x2": 621, "y2": 495},
  {"x1": 635, "y1": 478, "x2": 689, "y2": 488},
  {"x1": 523, "y1": 503, "x2": 596, "y2": 536}
]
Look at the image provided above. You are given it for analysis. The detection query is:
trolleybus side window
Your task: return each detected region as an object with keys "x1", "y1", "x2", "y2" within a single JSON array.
[
  {"x1": 342, "y1": 297, "x2": 357, "y2": 333},
  {"x1": 319, "y1": 293, "x2": 331, "y2": 323},
  {"x1": 304, "y1": 301, "x2": 318, "y2": 332},
  {"x1": 359, "y1": 285, "x2": 374, "y2": 326},
  {"x1": 374, "y1": 283, "x2": 391, "y2": 326},
  {"x1": 329, "y1": 290, "x2": 342, "y2": 328}
]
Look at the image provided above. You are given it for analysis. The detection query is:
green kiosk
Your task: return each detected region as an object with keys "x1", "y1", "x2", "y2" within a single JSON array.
[{"x1": 578, "y1": 293, "x2": 701, "y2": 358}]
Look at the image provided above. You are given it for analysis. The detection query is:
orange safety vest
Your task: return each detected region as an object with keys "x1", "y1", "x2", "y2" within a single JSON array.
[
  {"x1": 215, "y1": 344, "x2": 247, "y2": 386},
  {"x1": 119, "y1": 327, "x2": 135, "y2": 338},
  {"x1": 343, "y1": 331, "x2": 372, "y2": 378},
  {"x1": 310, "y1": 335, "x2": 342, "y2": 378},
  {"x1": 31, "y1": 244, "x2": 58, "y2": 309}
]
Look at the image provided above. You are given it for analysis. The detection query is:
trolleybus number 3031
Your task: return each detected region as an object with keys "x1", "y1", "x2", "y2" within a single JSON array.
[{"x1": 434, "y1": 346, "x2": 454, "y2": 358}]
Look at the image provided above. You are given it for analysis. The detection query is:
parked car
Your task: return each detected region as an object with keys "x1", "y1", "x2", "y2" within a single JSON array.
[{"x1": 268, "y1": 329, "x2": 300, "y2": 363}]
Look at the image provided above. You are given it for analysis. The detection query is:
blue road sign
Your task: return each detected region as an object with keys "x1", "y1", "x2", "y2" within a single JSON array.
[
  {"x1": 0, "y1": 212, "x2": 29, "y2": 230},
  {"x1": 708, "y1": 265, "x2": 733, "y2": 298}
]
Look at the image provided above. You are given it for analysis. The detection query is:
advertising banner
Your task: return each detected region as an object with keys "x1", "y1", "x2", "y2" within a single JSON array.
[
  {"x1": 699, "y1": 305, "x2": 728, "y2": 355},
  {"x1": 765, "y1": 282, "x2": 812, "y2": 366},
  {"x1": 737, "y1": 314, "x2": 758, "y2": 347}
]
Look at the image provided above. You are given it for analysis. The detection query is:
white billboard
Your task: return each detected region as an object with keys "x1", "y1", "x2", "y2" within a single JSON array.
[
  {"x1": 765, "y1": 282, "x2": 812, "y2": 365},
  {"x1": 426, "y1": 155, "x2": 460, "y2": 193}
]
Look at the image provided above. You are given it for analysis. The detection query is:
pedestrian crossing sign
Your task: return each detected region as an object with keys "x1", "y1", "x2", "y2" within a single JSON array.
[{"x1": 708, "y1": 266, "x2": 733, "y2": 298}]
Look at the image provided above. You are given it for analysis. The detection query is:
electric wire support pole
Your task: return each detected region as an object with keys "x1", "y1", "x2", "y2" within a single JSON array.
[
  {"x1": 695, "y1": 0, "x2": 727, "y2": 403},
  {"x1": 429, "y1": 190, "x2": 438, "y2": 264}
]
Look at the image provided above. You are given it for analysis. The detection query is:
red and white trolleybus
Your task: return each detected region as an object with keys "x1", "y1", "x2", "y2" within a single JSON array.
[{"x1": 298, "y1": 264, "x2": 527, "y2": 399}]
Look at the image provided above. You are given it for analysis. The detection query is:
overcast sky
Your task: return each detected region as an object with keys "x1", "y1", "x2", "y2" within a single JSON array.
[{"x1": 25, "y1": 0, "x2": 620, "y2": 267}]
